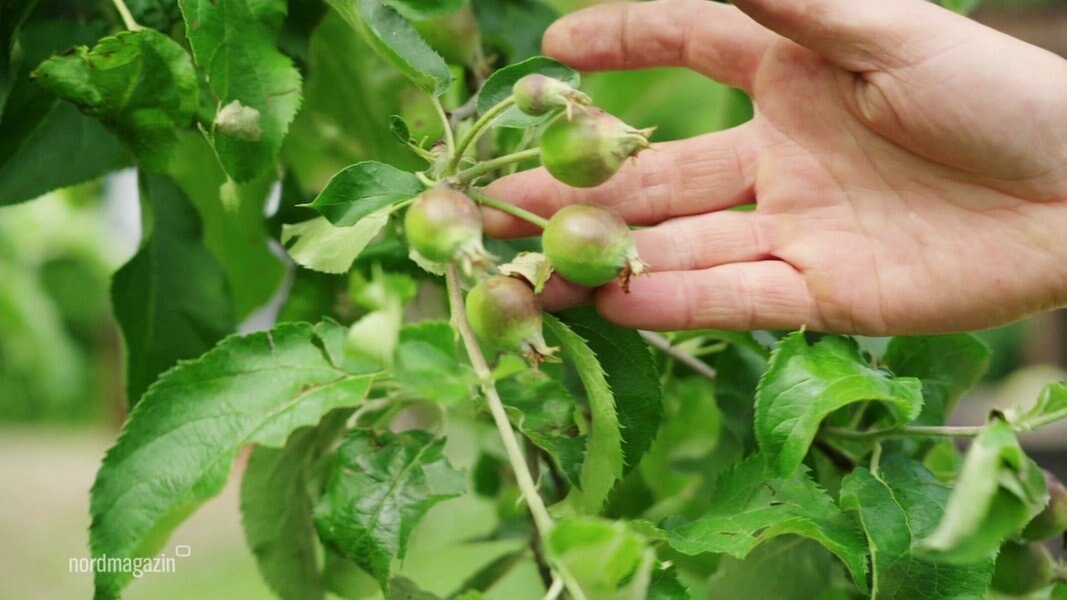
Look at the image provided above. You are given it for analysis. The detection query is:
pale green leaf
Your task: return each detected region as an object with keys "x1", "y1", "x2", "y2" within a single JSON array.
[
  {"x1": 920, "y1": 419, "x2": 1049, "y2": 562},
  {"x1": 180, "y1": 0, "x2": 302, "y2": 181},
  {"x1": 111, "y1": 173, "x2": 235, "y2": 407},
  {"x1": 755, "y1": 332, "x2": 923, "y2": 477},
  {"x1": 544, "y1": 314, "x2": 624, "y2": 515},
  {"x1": 663, "y1": 455, "x2": 869, "y2": 593},
  {"x1": 547, "y1": 517, "x2": 655, "y2": 600},
  {"x1": 33, "y1": 29, "x2": 198, "y2": 171},
  {"x1": 314, "y1": 430, "x2": 466, "y2": 590},
  {"x1": 476, "y1": 56, "x2": 579, "y2": 128},
  {"x1": 282, "y1": 205, "x2": 396, "y2": 274},
  {"x1": 840, "y1": 458, "x2": 994, "y2": 599},
  {"x1": 1019, "y1": 381, "x2": 1067, "y2": 431},
  {"x1": 326, "y1": 0, "x2": 452, "y2": 96},
  {"x1": 309, "y1": 161, "x2": 423, "y2": 226},
  {"x1": 394, "y1": 321, "x2": 476, "y2": 406},
  {"x1": 90, "y1": 321, "x2": 377, "y2": 599}
]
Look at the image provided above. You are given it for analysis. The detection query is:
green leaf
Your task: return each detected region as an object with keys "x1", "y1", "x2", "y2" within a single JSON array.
[
  {"x1": 282, "y1": 205, "x2": 396, "y2": 274},
  {"x1": 0, "y1": 16, "x2": 129, "y2": 206},
  {"x1": 920, "y1": 418, "x2": 1049, "y2": 562},
  {"x1": 326, "y1": 0, "x2": 452, "y2": 96},
  {"x1": 180, "y1": 0, "x2": 302, "y2": 181},
  {"x1": 476, "y1": 56, "x2": 579, "y2": 128},
  {"x1": 386, "y1": 0, "x2": 467, "y2": 20},
  {"x1": 314, "y1": 429, "x2": 466, "y2": 590},
  {"x1": 321, "y1": 551, "x2": 380, "y2": 599},
  {"x1": 391, "y1": 576, "x2": 442, "y2": 599},
  {"x1": 450, "y1": 548, "x2": 527, "y2": 596},
  {"x1": 32, "y1": 29, "x2": 198, "y2": 171},
  {"x1": 241, "y1": 411, "x2": 351, "y2": 600},
  {"x1": 282, "y1": 12, "x2": 425, "y2": 190},
  {"x1": 1019, "y1": 381, "x2": 1067, "y2": 431},
  {"x1": 663, "y1": 455, "x2": 869, "y2": 593},
  {"x1": 647, "y1": 563, "x2": 690, "y2": 600},
  {"x1": 389, "y1": 114, "x2": 412, "y2": 143},
  {"x1": 940, "y1": 0, "x2": 982, "y2": 15},
  {"x1": 755, "y1": 332, "x2": 923, "y2": 477},
  {"x1": 126, "y1": 0, "x2": 184, "y2": 31},
  {"x1": 0, "y1": 100, "x2": 132, "y2": 206},
  {"x1": 167, "y1": 133, "x2": 285, "y2": 319},
  {"x1": 111, "y1": 173, "x2": 235, "y2": 407},
  {"x1": 309, "y1": 161, "x2": 423, "y2": 226},
  {"x1": 471, "y1": 0, "x2": 557, "y2": 63},
  {"x1": 90, "y1": 321, "x2": 377, "y2": 599},
  {"x1": 839, "y1": 458, "x2": 994, "y2": 599},
  {"x1": 557, "y1": 307, "x2": 662, "y2": 473},
  {"x1": 544, "y1": 314, "x2": 624, "y2": 515},
  {"x1": 498, "y1": 370, "x2": 586, "y2": 487},
  {"x1": 883, "y1": 335, "x2": 989, "y2": 425},
  {"x1": 395, "y1": 321, "x2": 476, "y2": 406},
  {"x1": 0, "y1": 0, "x2": 38, "y2": 113},
  {"x1": 639, "y1": 377, "x2": 740, "y2": 517},
  {"x1": 547, "y1": 517, "x2": 655, "y2": 599},
  {"x1": 713, "y1": 342, "x2": 768, "y2": 453},
  {"x1": 706, "y1": 537, "x2": 842, "y2": 600}
]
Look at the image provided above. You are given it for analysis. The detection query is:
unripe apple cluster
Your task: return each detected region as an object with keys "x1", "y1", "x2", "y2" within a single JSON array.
[{"x1": 401, "y1": 74, "x2": 654, "y2": 360}]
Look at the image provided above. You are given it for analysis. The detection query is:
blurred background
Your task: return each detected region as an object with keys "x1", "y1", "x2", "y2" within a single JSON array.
[{"x1": 1, "y1": 0, "x2": 1066, "y2": 598}]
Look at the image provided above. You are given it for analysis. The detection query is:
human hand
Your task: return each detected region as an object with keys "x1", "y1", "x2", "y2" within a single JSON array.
[{"x1": 484, "y1": 0, "x2": 1067, "y2": 335}]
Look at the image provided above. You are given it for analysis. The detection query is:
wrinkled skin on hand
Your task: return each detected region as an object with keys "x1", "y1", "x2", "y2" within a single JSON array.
[{"x1": 485, "y1": 0, "x2": 1067, "y2": 335}]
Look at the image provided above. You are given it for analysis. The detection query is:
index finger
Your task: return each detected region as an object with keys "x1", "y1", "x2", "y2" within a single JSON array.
[{"x1": 482, "y1": 125, "x2": 756, "y2": 238}]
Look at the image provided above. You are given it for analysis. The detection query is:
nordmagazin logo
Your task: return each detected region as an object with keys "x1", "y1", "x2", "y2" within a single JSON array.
[{"x1": 69, "y1": 545, "x2": 190, "y2": 578}]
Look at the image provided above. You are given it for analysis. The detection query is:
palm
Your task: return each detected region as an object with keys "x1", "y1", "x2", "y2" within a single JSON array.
[
  {"x1": 746, "y1": 41, "x2": 1066, "y2": 333},
  {"x1": 488, "y1": 0, "x2": 1067, "y2": 333}
]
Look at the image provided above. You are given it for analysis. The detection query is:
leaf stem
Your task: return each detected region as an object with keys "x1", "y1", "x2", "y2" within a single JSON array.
[
  {"x1": 449, "y1": 95, "x2": 517, "y2": 172},
  {"x1": 870, "y1": 442, "x2": 882, "y2": 476},
  {"x1": 822, "y1": 424, "x2": 986, "y2": 441},
  {"x1": 639, "y1": 331, "x2": 717, "y2": 383},
  {"x1": 110, "y1": 0, "x2": 142, "y2": 30},
  {"x1": 457, "y1": 148, "x2": 541, "y2": 183},
  {"x1": 543, "y1": 576, "x2": 564, "y2": 600},
  {"x1": 1019, "y1": 408, "x2": 1067, "y2": 432},
  {"x1": 469, "y1": 190, "x2": 548, "y2": 229},
  {"x1": 432, "y1": 96, "x2": 455, "y2": 157},
  {"x1": 445, "y1": 266, "x2": 553, "y2": 533}
]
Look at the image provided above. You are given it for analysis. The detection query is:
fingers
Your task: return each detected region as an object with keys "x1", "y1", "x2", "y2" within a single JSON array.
[
  {"x1": 634, "y1": 210, "x2": 772, "y2": 272},
  {"x1": 594, "y1": 262, "x2": 816, "y2": 331},
  {"x1": 541, "y1": 0, "x2": 775, "y2": 91},
  {"x1": 538, "y1": 275, "x2": 591, "y2": 313},
  {"x1": 482, "y1": 125, "x2": 756, "y2": 238},
  {"x1": 732, "y1": 0, "x2": 966, "y2": 72}
]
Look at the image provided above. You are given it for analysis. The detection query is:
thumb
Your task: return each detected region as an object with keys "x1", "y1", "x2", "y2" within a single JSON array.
[{"x1": 732, "y1": 0, "x2": 968, "y2": 71}]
